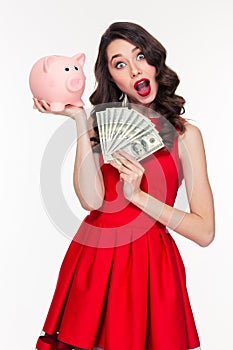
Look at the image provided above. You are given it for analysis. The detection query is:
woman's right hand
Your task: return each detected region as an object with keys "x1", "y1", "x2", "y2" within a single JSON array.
[{"x1": 33, "y1": 98, "x2": 85, "y2": 121}]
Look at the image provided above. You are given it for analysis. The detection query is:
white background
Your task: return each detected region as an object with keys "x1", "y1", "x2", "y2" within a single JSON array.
[{"x1": 1, "y1": 0, "x2": 233, "y2": 349}]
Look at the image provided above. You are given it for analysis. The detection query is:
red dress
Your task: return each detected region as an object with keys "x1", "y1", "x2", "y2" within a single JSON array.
[{"x1": 35, "y1": 118, "x2": 201, "y2": 350}]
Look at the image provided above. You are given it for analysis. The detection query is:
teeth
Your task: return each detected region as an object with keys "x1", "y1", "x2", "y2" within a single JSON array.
[
  {"x1": 137, "y1": 81, "x2": 146, "y2": 88},
  {"x1": 136, "y1": 80, "x2": 149, "y2": 91},
  {"x1": 136, "y1": 81, "x2": 144, "y2": 91}
]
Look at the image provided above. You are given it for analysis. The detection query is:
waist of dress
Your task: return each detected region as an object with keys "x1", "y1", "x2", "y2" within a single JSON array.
[
  {"x1": 84, "y1": 204, "x2": 165, "y2": 231},
  {"x1": 74, "y1": 210, "x2": 167, "y2": 248},
  {"x1": 73, "y1": 202, "x2": 168, "y2": 248}
]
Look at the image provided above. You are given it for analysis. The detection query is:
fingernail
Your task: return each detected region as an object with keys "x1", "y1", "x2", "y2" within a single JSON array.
[{"x1": 113, "y1": 158, "x2": 122, "y2": 166}]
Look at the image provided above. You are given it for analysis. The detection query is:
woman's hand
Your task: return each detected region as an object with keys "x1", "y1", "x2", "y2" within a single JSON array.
[
  {"x1": 33, "y1": 98, "x2": 84, "y2": 120},
  {"x1": 110, "y1": 149, "x2": 145, "y2": 201}
]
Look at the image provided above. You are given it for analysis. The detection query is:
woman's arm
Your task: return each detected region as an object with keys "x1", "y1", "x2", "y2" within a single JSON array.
[
  {"x1": 72, "y1": 113, "x2": 105, "y2": 211},
  {"x1": 33, "y1": 99, "x2": 105, "y2": 211},
  {"x1": 110, "y1": 123, "x2": 215, "y2": 247}
]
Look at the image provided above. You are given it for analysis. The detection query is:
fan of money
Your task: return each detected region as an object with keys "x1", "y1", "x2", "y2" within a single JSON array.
[{"x1": 96, "y1": 107, "x2": 164, "y2": 163}]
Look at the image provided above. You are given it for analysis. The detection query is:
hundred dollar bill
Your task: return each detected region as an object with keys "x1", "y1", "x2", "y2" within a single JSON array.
[
  {"x1": 120, "y1": 129, "x2": 164, "y2": 161},
  {"x1": 96, "y1": 107, "x2": 164, "y2": 163},
  {"x1": 96, "y1": 108, "x2": 129, "y2": 163},
  {"x1": 96, "y1": 111, "x2": 107, "y2": 157},
  {"x1": 106, "y1": 108, "x2": 131, "y2": 150},
  {"x1": 103, "y1": 128, "x2": 164, "y2": 163},
  {"x1": 107, "y1": 109, "x2": 153, "y2": 153},
  {"x1": 98, "y1": 108, "x2": 128, "y2": 153},
  {"x1": 107, "y1": 115, "x2": 156, "y2": 153},
  {"x1": 106, "y1": 107, "x2": 129, "y2": 141}
]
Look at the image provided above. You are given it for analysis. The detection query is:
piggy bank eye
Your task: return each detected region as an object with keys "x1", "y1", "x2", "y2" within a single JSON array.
[
  {"x1": 64, "y1": 67, "x2": 70, "y2": 72},
  {"x1": 74, "y1": 66, "x2": 79, "y2": 71}
]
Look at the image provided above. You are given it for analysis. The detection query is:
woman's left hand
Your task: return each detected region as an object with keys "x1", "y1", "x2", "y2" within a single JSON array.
[{"x1": 110, "y1": 149, "x2": 145, "y2": 201}]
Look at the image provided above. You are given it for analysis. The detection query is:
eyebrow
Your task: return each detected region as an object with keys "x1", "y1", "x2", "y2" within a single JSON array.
[{"x1": 110, "y1": 46, "x2": 140, "y2": 63}]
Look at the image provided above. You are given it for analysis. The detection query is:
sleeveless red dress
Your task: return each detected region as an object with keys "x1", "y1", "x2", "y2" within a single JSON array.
[{"x1": 35, "y1": 118, "x2": 201, "y2": 350}]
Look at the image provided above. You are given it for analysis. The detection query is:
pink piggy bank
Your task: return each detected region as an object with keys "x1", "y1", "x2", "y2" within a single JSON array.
[{"x1": 29, "y1": 53, "x2": 86, "y2": 112}]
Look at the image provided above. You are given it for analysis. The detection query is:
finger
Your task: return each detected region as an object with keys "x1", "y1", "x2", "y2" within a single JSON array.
[
  {"x1": 112, "y1": 157, "x2": 122, "y2": 166},
  {"x1": 114, "y1": 149, "x2": 145, "y2": 172},
  {"x1": 112, "y1": 154, "x2": 140, "y2": 173},
  {"x1": 34, "y1": 98, "x2": 54, "y2": 115},
  {"x1": 119, "y1": 173, "x2": 125, "y2": 182},
  {"x1": 33, "y1": 98, "x2": 46, "y2": 113},
  {"x1": 40, "y1": 99, "x2": 51, "y2": 110},
  {"x1": 113, "y1": 151, "x2": 145, "y2": 173},
  {"x1": 110, "y1": 159, "x2": 131, "y2": 174},
  {"x1": 117, "y1": 148, "x2": 136, "y2": 161}
]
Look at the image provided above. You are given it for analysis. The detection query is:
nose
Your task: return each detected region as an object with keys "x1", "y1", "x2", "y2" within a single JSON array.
[
  {"x1": 66, "y1": 75, "x2": 83, "y2": 92},
  {"x1": 130, "y1": 63, "x2": 141, "y2": 78}
]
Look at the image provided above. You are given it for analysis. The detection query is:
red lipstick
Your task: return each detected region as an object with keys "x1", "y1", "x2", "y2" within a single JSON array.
[{"x1": 134, "y1": 79, "x2": 151, "y2": 97}]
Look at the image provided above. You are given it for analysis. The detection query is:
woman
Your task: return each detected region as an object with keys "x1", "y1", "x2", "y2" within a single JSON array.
[{"x1": 34, "y1": 22, "x2": 215, "y2": 350}]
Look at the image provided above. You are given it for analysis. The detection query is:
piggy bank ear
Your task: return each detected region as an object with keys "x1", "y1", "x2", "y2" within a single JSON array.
[
  {"x1": 43, "y1": 56, "x2": 58, "y2": 73},
  {"x1": 73, "y1": 53, "x2": 85, "y2": 67}
]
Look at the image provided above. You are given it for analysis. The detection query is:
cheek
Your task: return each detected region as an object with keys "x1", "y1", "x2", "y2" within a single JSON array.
[
  {"x1": 148, "y1": 66, "x2": 158, "y2": 89},
  {"x1": 110, "y1": 73, "x2": 127, "y2": 91},
  {"x1": 148, "y1": 65, "x2": 157, "y2": 78},
  {"x1": 108, "y1": 64, "x2": 130, "y2": 89}
]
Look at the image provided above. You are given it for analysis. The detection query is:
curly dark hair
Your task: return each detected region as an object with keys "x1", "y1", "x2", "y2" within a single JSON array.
[{"x1": 89, "y1": 22, "x2": 186, "y2": 149}]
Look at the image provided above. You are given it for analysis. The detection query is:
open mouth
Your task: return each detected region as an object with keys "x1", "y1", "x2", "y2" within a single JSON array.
[{"x1": 134, "y1": 79, "x2": 151, "y2": 97}]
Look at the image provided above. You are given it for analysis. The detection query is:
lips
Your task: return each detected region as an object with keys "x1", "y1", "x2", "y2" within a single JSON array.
[{"x1": 134, "y1": 79, "x2": 151, "y2": 97}]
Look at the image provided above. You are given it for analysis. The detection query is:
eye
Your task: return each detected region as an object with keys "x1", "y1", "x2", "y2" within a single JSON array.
[
  {"x1": 137, "y1": 52, "x2": 145, "y2": 60},
  {"x1": 115, "y1": 61, "x2": 126, "y2": 69},
  {"x1": 64, "y1": 67, "x2": 70, "y2": 71},
  {"x1": 74, "y1": 66, "x2": 79, "y2": 70}
]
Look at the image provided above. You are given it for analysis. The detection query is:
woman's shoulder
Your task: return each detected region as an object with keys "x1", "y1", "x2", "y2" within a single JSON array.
[
  {"x1": 178, "y1": 119, "x2": 204, "y2": 159},
  {"x1": 178, "y1": 117, "x2": 202, "y2": 137},
  {"x1": 175, "y1": 116, "x2": 202, "y2": 142},
  {"x1": 178, "y1": 116, "x2": 188, "y2": 126}
]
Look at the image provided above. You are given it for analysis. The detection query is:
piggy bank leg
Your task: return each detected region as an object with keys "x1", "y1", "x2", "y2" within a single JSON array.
[{"x1": 50, "y1": 102, "x2": 66, "y2": 112}]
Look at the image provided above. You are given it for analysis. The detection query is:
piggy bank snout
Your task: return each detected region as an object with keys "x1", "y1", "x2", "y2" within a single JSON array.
[{"x1": 66, "y1": 75, "x2": 84, "y2": 92}]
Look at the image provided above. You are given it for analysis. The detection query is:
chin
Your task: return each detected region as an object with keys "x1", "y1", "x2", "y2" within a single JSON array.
[
  {"x1": 138, "y1": 94, "x2": 156, "y2": 106},
  {"x1": 129, "y1": 93, "x2": 156, "y2": 106}
]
